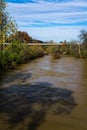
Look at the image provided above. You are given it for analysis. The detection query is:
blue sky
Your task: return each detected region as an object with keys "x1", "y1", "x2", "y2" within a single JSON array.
[{"x1": 6, "y1": 0, "x2": 87, "y2": 42}]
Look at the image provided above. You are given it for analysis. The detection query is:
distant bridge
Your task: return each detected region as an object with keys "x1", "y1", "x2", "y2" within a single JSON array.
[
  {"x1": 27, "y1": 43, "x2": 65, "y2": 46},
  {"x1": 2, "y1": 43, "x2": 66, "y2": 47},
  {"x1": 0, "y1": 43, "x2": 66, "y2": 50}
]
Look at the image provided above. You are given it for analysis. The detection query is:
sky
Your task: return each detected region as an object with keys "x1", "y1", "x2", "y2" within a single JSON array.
[{"x1": 6, "y1": 0, "x2": 87, "y2": 42}]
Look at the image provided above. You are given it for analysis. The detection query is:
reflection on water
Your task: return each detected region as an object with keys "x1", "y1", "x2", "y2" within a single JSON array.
[{"x1": 0, "y1": 56, "x2": 87, "y2": 130}]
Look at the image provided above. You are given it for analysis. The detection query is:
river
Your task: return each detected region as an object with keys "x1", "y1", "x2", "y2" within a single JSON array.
[{"x1": 0, "y1": 55, "x2": 87, "y2": 130}]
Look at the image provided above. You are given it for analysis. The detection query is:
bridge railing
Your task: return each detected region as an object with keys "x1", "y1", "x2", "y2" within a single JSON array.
[{"x1": 0, "y1": 42, "x2": 66, "y2": 50}]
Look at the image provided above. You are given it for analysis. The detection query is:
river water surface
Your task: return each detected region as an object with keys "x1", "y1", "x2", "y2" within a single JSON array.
[{"x1": 0, "y1": 55, "x2": 87, "y2": 130}]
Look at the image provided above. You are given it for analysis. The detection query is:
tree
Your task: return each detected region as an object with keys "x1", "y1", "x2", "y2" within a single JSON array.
[
  {"x1": 6, "y1": 31, "x2": 32, "y2": 43},
  {"x1": 6, "y1": 31, "x2": 44, "y2": 43},
  {"x1": 78, "y1": 30, "x2": 87, "y2": 57},
  {"x1": 0, "y1": 0, "x2": 17, "y2": 43},
  {"x1": 0, "y1": 0, "x2": 7, "y2": 43},
  {"x1": 79, "y1": 30, "x2": 87, "y2": 48}
]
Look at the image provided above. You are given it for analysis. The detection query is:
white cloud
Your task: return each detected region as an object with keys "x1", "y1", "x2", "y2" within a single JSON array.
[
  {"x1": 6, "y1": 0, "x2": 87, "y2": 41},
  {"x1": 7, "y1": 0, "x2": 87, "y2": 24},
  {"x1": 20, "y1": 26, "x2": 87, "y2": 42}
]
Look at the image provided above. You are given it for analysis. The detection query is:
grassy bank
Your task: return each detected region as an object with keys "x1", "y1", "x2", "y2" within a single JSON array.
[{"x1": 0, "y1": 43, "x2": 44, "y2": 73}]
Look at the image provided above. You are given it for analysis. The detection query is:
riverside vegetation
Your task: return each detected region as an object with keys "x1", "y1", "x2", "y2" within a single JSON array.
[
  {"x1": 0, "y1": 43, "x2": 44, "y2": 72},
  {"x1": 44, "y1": 30, "x2": 87, "y2": 59},
  {"x1": 0, "y1": 37, "x2": 87, "y2": 73},
  {"x1": 46, "y1": 41, "x2": 87, "y2": 59}
]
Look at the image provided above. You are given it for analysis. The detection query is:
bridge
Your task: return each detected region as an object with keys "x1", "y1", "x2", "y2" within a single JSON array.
[
  {"x1": 2, "y1": 43, "x2": 65, "y2": 46},
  {"x1": 27, "y1": 43, "x2": 65, "y2": 46},
  {"x1": 0, "y1": 42, "x2": 66, "y2": 51}
]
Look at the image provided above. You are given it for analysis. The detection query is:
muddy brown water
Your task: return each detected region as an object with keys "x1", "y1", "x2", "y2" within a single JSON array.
[{"x1": 0, "y1": 55, "x2": 87, "y2": 130}]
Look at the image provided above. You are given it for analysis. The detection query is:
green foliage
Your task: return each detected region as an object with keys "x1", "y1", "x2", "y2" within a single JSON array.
[
  {"x1": 0, "y1": 43, "x2": 44, "y2": 72},
  {"x1": 0, "y1": 0, "x2": 17, "y2": 43},
  {"x1": 27, "y1": 46, "x2": 44, "y2": 59},
  {"x1": 68, "y1": 44, "x2": 79, "y2": 57},
  {"x1": 0, "y1": 0, "x2": 6, "y2": 43},
  {"x1": 46, "y1": 45, "x2": 58, "y2": 54},
  {"x1": 46, "y1": 45, "x2": 61, "y2": 59},
  {"x1": 81, "y1": 50, "x2": 87, "y2": 58}
]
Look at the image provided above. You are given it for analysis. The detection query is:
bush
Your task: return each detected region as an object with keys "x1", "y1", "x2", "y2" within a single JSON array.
[
  {"x1": 81, "y1": 50, "x2": 87, "y2": 58},
  {"x1": 0, "y1": 43, "x2": 44, "y2": 73}
]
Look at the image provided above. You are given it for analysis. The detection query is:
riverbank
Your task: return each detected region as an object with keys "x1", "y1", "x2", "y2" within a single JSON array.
[
  {"x1": 1, "y1": 42, "x2": 87, "y2": 74},
  {"x1": 0, "y1": 42, "x2": 44, "y2": 73}
]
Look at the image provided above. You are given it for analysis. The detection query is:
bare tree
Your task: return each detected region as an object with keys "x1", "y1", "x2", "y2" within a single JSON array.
[{"x1": 79, "y1": 30, "x2": 87, "y2": 49}]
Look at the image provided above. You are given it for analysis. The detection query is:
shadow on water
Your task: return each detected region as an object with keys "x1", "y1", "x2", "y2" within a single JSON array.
[
  {"x1": 0, "y1": 72, "x2": 32, "y2": 86},
  {"x1": 0, "y1": 82, "x2": 77, "y2": 130}
]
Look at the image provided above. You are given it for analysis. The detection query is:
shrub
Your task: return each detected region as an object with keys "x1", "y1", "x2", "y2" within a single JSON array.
[
  {"x1": 0, "y1": 43, "x2": 44, "y2": 73},
  {"x1": 81, "y1": 50, "x2": 87, "y2": 58}
]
